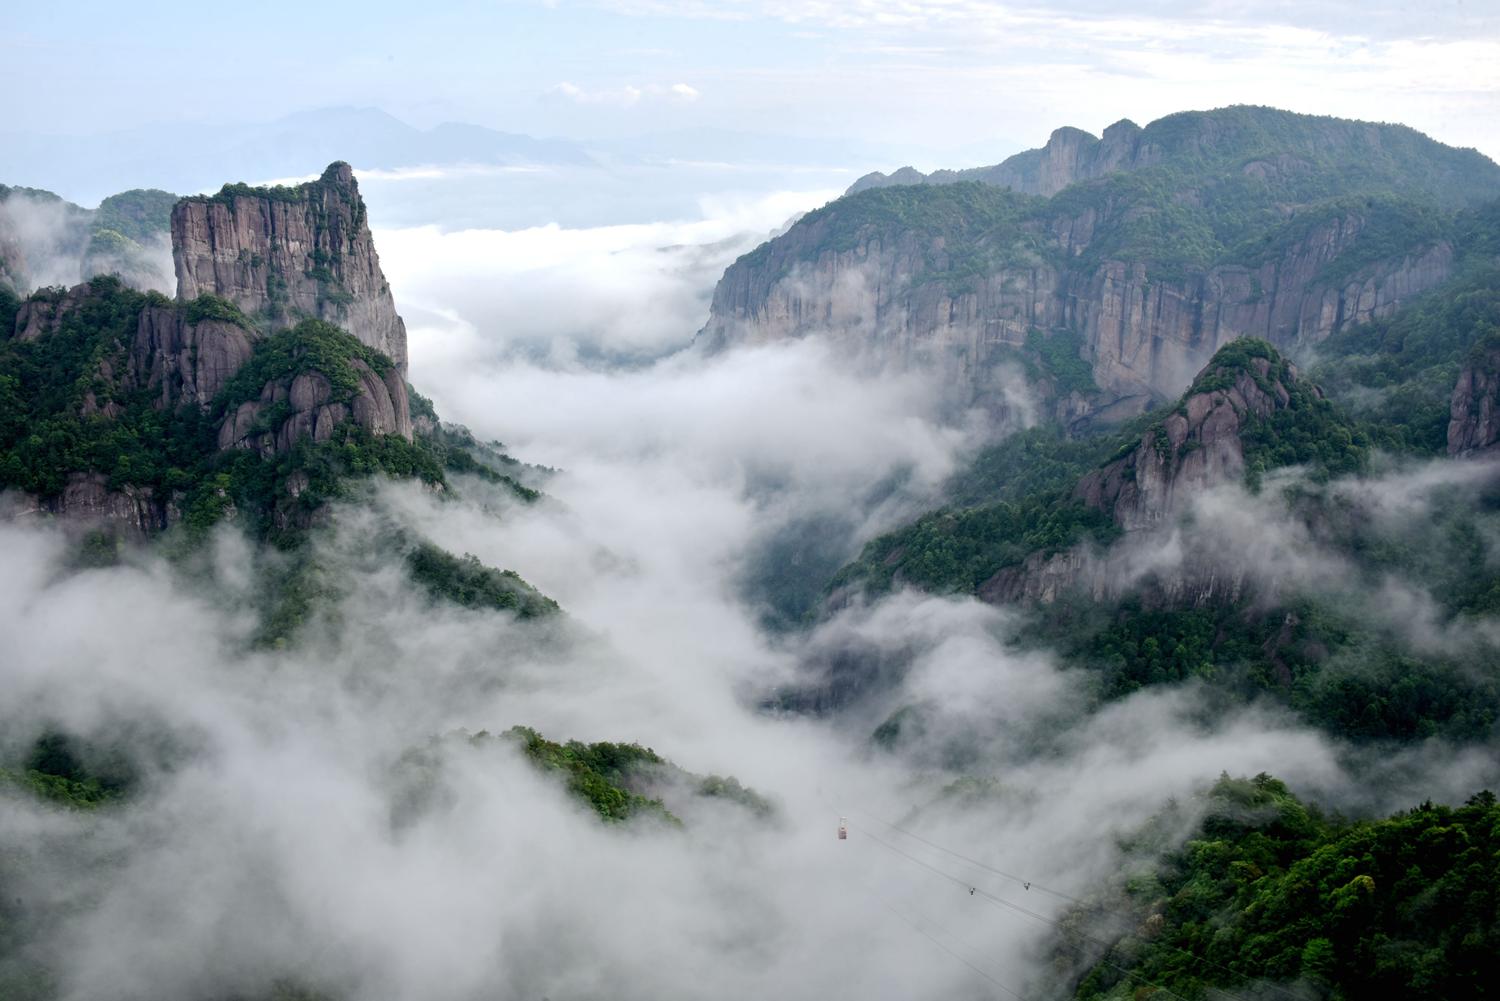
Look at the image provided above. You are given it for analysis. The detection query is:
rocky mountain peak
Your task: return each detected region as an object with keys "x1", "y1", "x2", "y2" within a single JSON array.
[
  {"x1": 1075, "y1": 342, "x2": 1309, "y2": 531},
  {"x1": 171, "y1": 162, "x2": 408, "y2": 373}
]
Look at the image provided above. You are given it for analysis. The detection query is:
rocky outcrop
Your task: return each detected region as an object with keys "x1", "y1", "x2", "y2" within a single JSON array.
[
  {"x1": 126, "y1": 305, "x2": 257, "y2": 409},
  {"x1": 217, "y1": 360, "x2": 412, "y2": 457},
  {"x1": 10, "y1": 473, "x2": 177, "y2": 538},
  {"x1": 1447, "y1": 341, "x2": 1500, "y2": 455},
  {"x1": 172, "y1": 162, "x2": 408, "y2": 372},
  {"x1": 1074, "y1": 357, "x2": 1297, "y2": 531},
  {"x1": 979, "y1": 351, "x2": 1312, "y2": 605},
  {"x1": 852, "y1": 120, "x2": 1152, "y2": 198},
  {"x1": 0, "y1": 185, "x2": 175, "y2": 295},
  {"x1": 716, "y1": 107, "x2": 1498, "y2": 421},
  {"x1": 12, "y1": 283, "x2": 89, "y2": 341}
]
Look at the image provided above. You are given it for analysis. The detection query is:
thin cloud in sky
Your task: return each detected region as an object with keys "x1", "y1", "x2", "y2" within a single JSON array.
[{"x1": 547, "y1": 81, "x2": 702, "y2": 107}]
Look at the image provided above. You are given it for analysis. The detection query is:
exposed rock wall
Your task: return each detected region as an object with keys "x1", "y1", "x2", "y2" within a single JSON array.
[
  {"x1": 1073, "y1": 358, "x2": 1292, "y2": 531},
  {"x1": 172, "y1": 162, "x2": 408, "y2": 372},
  {"x1": 127, "y1": 305, "x2": 257, "y2": 409},
  {"x1": 10, "y1": 473, "x2": 177, "y2": 539},
  {"x1": 1448, "y1": 343, "x2": 1500, "y2": 455},
  {"x1": 701, "y1": 210, "x2": 1450, "y2": 418},
  {"x1": 217, "y1": 360, "x2": 412, "y2": 457}
]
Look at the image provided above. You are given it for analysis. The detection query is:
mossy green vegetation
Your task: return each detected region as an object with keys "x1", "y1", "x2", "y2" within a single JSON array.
[
  {"x1": 217, "y1": 319, "x2": 392, "y2": 410},
  {"x1": 0, "y1": 276, "x2": 209, "y2": 498},
  {"x1": 1059, "y1": 774, "x2": 1500, "y2": 1001},
  {"x1": 1179, "y1": 338, "x2": 1369, "y2": 486},
  {"x1": 830, "y1": 495, "x2": 1118, "y2": 597},
  {"x1": 831, "y1": 339, "x2": 1361, "y2": 599},
  {"x1": 0, "y1": 276, "x2": 535, "y2": 545},
  {"x1": 90, "y1": 189, "x2": 177, "y2": 246},
  {"x1": 180, "y1": 292, "x2": 254, "y2": 328},
  {"x1": 506, "y1": 726, "x2": 678, "y2": 824},
  {"x1": 0, "y1": 733, "x2": 134, "y2": 811},
  {"x1": 1031, "y1": 594, "x2": 1500, "y2": 742},
  {"x1": 406, "y1": 542, "x2": 559, "y2": 619},
  {"x1": 499, "y1": 726, "x2": 775, "y2": 826}
]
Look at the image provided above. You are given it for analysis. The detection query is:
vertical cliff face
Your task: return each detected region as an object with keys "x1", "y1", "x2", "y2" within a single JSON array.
[
  {"x1": 127, "y1": 305, "x2": 258, "y2": 409},
  {"x1": 700, "y1": 203, "x2": 1451, "y2": 419},
  {"x1": 707, "y1": 106, "x2": 1500, "y2": 422},
  {"x1": 172, "y1": 162, "x2": 408, "y2": 373},
  {"x1": 1448, "y1": 340, "x2": 1500, "y2": 456}
]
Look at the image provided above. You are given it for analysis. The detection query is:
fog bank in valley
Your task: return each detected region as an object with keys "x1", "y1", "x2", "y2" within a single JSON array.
[{"x1": 3, "y1": 176, "x2": 1497, "y2": 1001}]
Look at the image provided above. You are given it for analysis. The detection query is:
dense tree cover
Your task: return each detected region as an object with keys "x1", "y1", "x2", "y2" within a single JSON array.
[
  {"x1": 755, "y1": 108, "x2": 1498, "y2": 302},
  {"x1": 506, "y1": 726, "x2": 679, "y2": 824},
  {"x1": 502, "y1": 726, "x2": 774, "y2": 825},
  {"x1": 0, "y1": 733, "x2": 132, "y2": 811},
  {"x1": 945, "y1": 424, "x2": 1122, "y2": 510},
  {"x1": 0, "y1": 277, "x2": 536, "y2": 545},
  {"x1": 0, "y1": 277, "x2": 210, "y2": 498},
  {"x1": 217, "y1": 319, "x2": 394, "y2": 410},
  {"x1": 830, "y1": 495, "x2": 1119, "y2": 597},
  {"x1": 405, "y1": 542, "x2": 559, "y2": 619},
  {"x1": 991, "y1": 328, "x2": 1101, "y2": 398},
  {"x1": 831, "y1": 340, "x2": 1364, "y2": 598},
  {"x1": 1057, "y1": 774, "x2": 1500, "y2": 1001},
  {"x1": 1182, "y1": 339, "x2": 1370, "y2": 486},
  {"x1": 90, "y1": 189, "x2": 176, "y2": 246},
  {"x1": 1030, "y1": 596, "x2": 1499, "y2": 742}
]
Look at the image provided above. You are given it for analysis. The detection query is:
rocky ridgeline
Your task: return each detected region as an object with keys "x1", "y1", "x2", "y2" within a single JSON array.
[
  {"x1": 0, "y1": 185, "x2": 178, "y2": 295},
  {"x1": 172, "y1": 162, "x2": 408, "y2": 372},
  {"x1": 702, "y1": 107, "x2": 1498, "y2": 422},
  {"x1": 4, "y1": 163, "x2": 415, "y2": 535},
  {"x1": 847, "y1": 108, "x2": 1499, "y2": 202},
  {"x1": 850, "y1": 120, "x2": 1154, "y2": 198}
]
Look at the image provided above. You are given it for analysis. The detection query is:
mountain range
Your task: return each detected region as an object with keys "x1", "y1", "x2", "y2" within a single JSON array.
[{"x1": 3, "y1": 104, "x2": 1500, "y2": 1001}]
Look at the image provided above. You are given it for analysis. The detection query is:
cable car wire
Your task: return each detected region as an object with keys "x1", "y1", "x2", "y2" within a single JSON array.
[
  {"x1": 874, "y1": 895, "x2": 1031, "y2": 1001},
  {"x1": 844, "y1": 805, "x2": 1081, "y2": 904},
  {"x1": 856, "y1": 822, "x2": 1260, "y2": 1001},
  {"x1": 837, "y1": 803, "x2": 1306, "y2": 1001}
]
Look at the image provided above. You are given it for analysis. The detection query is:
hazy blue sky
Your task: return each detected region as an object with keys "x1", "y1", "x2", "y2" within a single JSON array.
[{"x1": 7, "y1": 0, "x2": 1499, "y2": 163}]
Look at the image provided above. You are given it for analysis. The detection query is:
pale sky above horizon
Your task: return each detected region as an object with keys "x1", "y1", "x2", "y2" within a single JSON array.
[{"x1": 7, "y1": 0, "x2": 1500, "y2": 165}]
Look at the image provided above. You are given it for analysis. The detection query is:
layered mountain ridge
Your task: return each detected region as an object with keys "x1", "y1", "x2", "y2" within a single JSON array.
[
  {"x1": 701, "y1": 106, "x2": 1500, "y2": 425},
  {"x1": 0, "y1": 185, "x2": 178, "y2": 294}
]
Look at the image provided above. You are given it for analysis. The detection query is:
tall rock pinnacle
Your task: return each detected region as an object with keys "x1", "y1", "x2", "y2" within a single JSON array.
[{"x1": 171, "y1": 162, "x2": 408, "y2": 372}]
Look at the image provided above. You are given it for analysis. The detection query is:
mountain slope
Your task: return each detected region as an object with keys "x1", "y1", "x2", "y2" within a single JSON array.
[
  {"x1": 0, "y1": 184, "x2": 176, "y2": 294},
  {"x1": 1048, "y1": 774, "x2": 1500, "y2": 1001},
  {"x1": 830, "y1": 339, "x2": 1359, "y2": 603},
  {"x1": 702, "y1": 106, "x2": 1500, "y2": 423}
]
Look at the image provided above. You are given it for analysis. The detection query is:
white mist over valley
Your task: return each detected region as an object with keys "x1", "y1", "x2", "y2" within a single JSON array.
[{"x1": 3, "y1": 4, "x2": 1500, "y2": 1000}]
